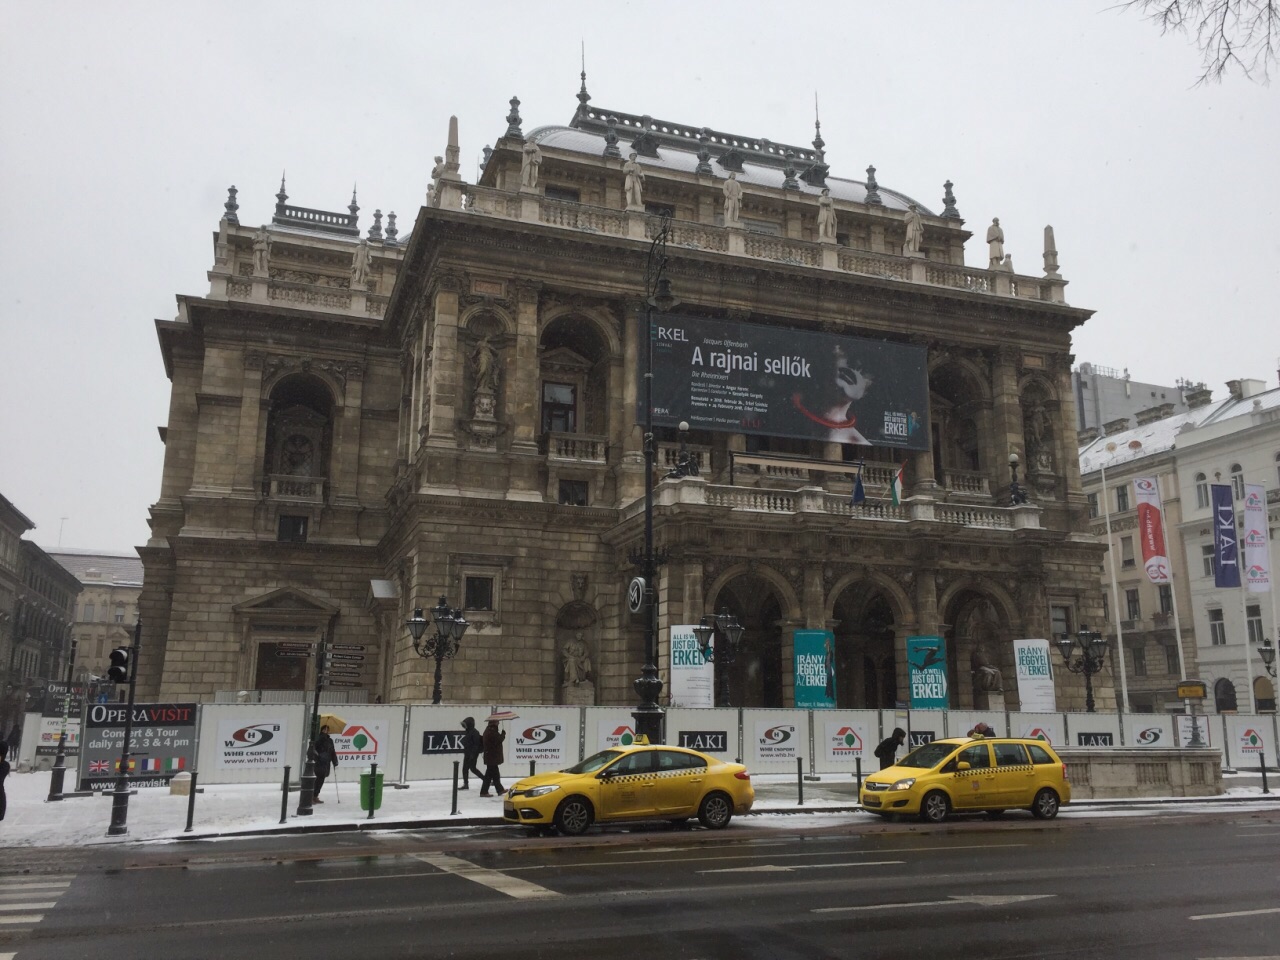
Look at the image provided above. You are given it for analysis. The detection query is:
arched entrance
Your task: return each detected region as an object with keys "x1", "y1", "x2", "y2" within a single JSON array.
[
  {"x1": 942, "y1": 590, "x2": 1013, "y2": 711},
  {"x1": 1214, "y1": 677, "x2": 1238, "y2": 714},
  {"x1": 831, "y1": 585, "x2": 899, "y2": 709},
  {"x1": 705, "y1": 572, "x2": 788, "y2": 708}
]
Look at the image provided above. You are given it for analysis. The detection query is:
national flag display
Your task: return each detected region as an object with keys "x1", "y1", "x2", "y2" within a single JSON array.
[
  {"x1": 141, "y1": 758, "x2": 162, "y2": 772},
  {"x1": 114, "y1": 758, "x2": 137, "y2": 772},
  {"x1": 889, "y1": 462, "x2": 906, "y2": 506},
  {"x1": 1242, "y1": 483, "x2": 1272, "y2": 593},
  {"x1": 1211, "y1": 484, "x2": 1241, "y2": 589},
  {"x1": 89, "y1": 760, "x2": 110, "y2": 774},
  {"x1": 1133, "y1": 477, "x2": 1170, "y2": 584},
  {"x1": 163, "y1": 757, "x2": 186, "y2": 772},
  {"x1": 850, "y1": 463, "x2": 866, "y2": 505}
]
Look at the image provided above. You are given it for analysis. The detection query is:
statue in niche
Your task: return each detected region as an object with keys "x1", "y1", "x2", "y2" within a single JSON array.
[
  {"x1": 623, "y1": 151, "x2": 645, "y2": 209},
  {"x1": 986, "y1": 217, "x2": 1005, "y2": 269},
  {"x1": 1024, "y1": 399, "x2": 1054, "y2": 471},
  {"x1": 470, "y1": 334, "x2": 500, "y2": 394},
  {"x1": 253, "y1": 226, "x2": 270, "y2": 274},
  {"x1": 521, "y1": 140, "x2": 542, "y2": 190},
  {"x1": 561, "y1": 632, "x2": 592, "y2": 686},
  {"x1": 722, "y1": 172, "x2": 743, "y2": 224},
  {"x1": 351, "y1": 240, "x2": 371, "y2": 286},
  {"x1": 968, "y1": 603, "x2": 1005, "y2": 701},
  {"x1": 903, "y1": 204, "x2": 924, "y2": 255},
  {"x1": 816, "y1": 187, "x2": 838, "y2": 241}
]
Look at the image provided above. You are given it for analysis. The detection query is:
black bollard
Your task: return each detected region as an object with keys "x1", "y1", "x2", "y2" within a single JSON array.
[
  {"x1": 184, "y1": 772, "x2": 199, "y2": 833},
  {"x1": 530, "y1": 760, "x2": 536, "y2": 777},
  {"x1": 280, "y1": 765, "x2": 291, "y2": 824},
  {"x1": 368, "y1": 763, "x2": 377, "y2": 820},
  {"x1": 1262, "y1": 753, "x2": 1270, "y2": 795},
  {"x1": 797, "y1": 757, "x2": 804, "y2": 806},
  {"x1": 451, "y1": 760, "x2": 460, "y2": 816},
  {"x1": 855, "y1": 757, "x2": 863, "y2": 794}
]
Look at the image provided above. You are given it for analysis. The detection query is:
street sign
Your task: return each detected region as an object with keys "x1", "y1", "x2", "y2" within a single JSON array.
[
  {"x1": 274, "y1": 642, "x2": 313, "y2": 651},
  {"x1": 327, "y1": 680, "x2": 363, "y2": 688},
  {"x1": 628, "y1": 576, "x2": 646, "y2": 614},
  {"x1": 1177, "y1": 680, "x2": 1208, "y2": 699},
  {"x1": 275, "y1": 651, "x2": 313, "y2": 658},
  {"x1": 331, "y1": 644, "x2": 367, "y2": 652},
  {"x1": 328, "y1": 670, "x2": 362, "y2": 680},
  {"x1": 330, "y1": 653, "x2": 364, "y2": 662}
]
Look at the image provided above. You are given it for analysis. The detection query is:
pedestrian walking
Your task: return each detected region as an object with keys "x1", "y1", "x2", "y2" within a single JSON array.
[
  {"x1": 313, "y1": 725, "x2": 338, "y2": 803},
  {"x1": 0, "y1": 741, "x2": 9, "y2": 822},
  {"x1": 459, "y1": 716, "x2": 484, "y2": 789},
  {"x1": 874, "y1": 727, "x2": 906, "y2": 771},
  {"x1": 479, "y1": 717, "x2": 505, "y2": 797}
]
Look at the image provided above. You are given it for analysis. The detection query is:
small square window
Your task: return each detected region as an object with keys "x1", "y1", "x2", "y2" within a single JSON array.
[
  {"x1": 544, "y1": 185, "x2": 580, "y2": 202},
  {"x1": 559, "y1": 479, "x2": 589, "y2": 506},
  {"x1": 278, "y1": 515, "x2": 308, "y2": 543},
  {"x1": 464, "y1": 576, "x2": 494, "y2": 611}
]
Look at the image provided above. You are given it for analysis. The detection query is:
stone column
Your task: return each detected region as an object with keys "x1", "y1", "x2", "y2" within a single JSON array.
[
  {"x1": 509, "y1": 281, "x2": 541, "y2": 453},
  {"x1": 330, "y1": 367, "x2": 364, "y2": 507},
  {"x1": 233, "y1": 355, "x2": 266, "y2": 496},
  {"x1": 991, "y1": 346, "x2": 1023, "y2": 493},
  {"x1": 426, "y1": 274, "x2": 463, "y2": 446}
]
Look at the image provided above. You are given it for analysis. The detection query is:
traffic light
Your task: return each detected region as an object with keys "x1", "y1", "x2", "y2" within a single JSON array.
[{"x1": 107, "y1": 646, "x2": 131, "y2": 684}]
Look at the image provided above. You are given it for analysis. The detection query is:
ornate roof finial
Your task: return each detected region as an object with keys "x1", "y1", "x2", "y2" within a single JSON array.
[
  {"x1": 812, "y1": 92, "x2": 825, "y2": 163},
  {"x1": 941, "y1": 179, "x2": 961, "y2": 220},
  {"x1": 349, "y1": 184, "x2": 360, "y2": 224},
  {"x1": 506, "y1": 96, "x2": 523, "y2": 140},
  {"x1": 602, "y1": 114, "x2": 621, "y2": 158},
  {"x1": 1043, "y1": 224, "x2": 1061, "y2": 278},
  {"x1": 575, "y1": 41, "x2": 591, "y2": 119},
  {"x1": 368, "y1": 209, "x2": 383, "y2": 240},
  {"x1": 224, "y1": 185, "x2": 239, "y2": 224},
  {"x1": 782, "y1": 150, "x2": 800, "y2": 190},
  {"x1": 864, "y1": 165, "x2": 883, "y2": 206},
  {"x1": 275, "y1": 172, "x2": 288, "y2": 215},
  {"x1": 386, "y1": 211, "x2": 398, "y2": 243},
  {"x1": 482, "y1": 144, "x2": 493, "y2": 170},
  {"x1": 695, "y1": 128, "x2": 713, "y2": 175}
]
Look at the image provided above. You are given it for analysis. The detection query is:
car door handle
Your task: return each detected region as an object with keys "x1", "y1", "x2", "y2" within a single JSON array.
[{"x1": 690, "y1": 778, "x2": 703, "y2": 783}]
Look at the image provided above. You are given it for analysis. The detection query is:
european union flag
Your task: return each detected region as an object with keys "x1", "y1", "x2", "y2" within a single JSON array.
[{"x1": 851, "y1": 469, "x2": 866, "y2": 505}]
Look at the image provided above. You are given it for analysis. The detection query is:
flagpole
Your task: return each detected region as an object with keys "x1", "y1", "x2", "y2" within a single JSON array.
[
  {"x1": 1099, "y1": 453, "x2": 1130, "y2": 712},
  {"x1": 1240, "y1": 587, "x2": 1257, "y2": 714}
]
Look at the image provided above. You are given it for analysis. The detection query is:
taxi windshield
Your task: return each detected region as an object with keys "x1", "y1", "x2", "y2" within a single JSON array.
[
  {"x1": 896, "y1": 742, "x2": 957, "y2": 769},
  {"x1": 563, "y1": 749, "x2": 623, "y2": 774}
]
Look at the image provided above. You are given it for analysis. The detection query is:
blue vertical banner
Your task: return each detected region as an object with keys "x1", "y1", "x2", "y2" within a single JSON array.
[
  {"x1": 793, "y1": 629, "x2": 836, "y2": 708},
  {"x1": 1211, "y1": 483, "x2": 1241, "y2": 588},
  {"x1": 907, "y1": 635, "x2": 949, "y2": 709}
]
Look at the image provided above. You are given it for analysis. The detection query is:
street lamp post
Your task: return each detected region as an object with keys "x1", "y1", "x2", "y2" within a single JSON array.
[
  {"x1": 406, "y1": 597, "x2": 469, "y2": 705},
  {"x1": 46, "y1": 637, "x2": 78, "y2": 802},
  {"x1": 1009, "y1": 452, "x2": 1028, "y2": 505},
  {"x1": 691, "y1": 610, "x2": 745, "y2": 707},
  {"x1": 295, "y1": 627, "x2": 330, "y2": 818},
  {"x1": 632, "y1": 219, "x2": 679, "y2": 745},
  {"x1": 1261, "y1": 637, "x2": 1276, "y2": 678},
  {"x1": 665, "y1": 421, "x2": 700, "y2": 479},
  {"x1": 1056, "y1": 625, "x2": 1109, "y2": 713},
  {"x1": 107, "y1": 621, "x2": 141, "y2": 836}
]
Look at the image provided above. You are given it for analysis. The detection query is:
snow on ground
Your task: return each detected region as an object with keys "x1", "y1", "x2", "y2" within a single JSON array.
[{"x1": 1, "y1": 770, "x2": 1276, "y2": 848}]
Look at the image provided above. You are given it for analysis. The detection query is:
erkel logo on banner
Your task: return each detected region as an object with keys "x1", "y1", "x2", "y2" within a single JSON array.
[{"x1": 907, "y1": 636, "x2": 948, "y2": 709}]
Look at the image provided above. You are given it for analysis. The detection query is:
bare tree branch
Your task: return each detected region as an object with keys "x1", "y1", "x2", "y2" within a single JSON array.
[{"x1": 1119, "y1": 0, "x2": 1278, "y2": 83}]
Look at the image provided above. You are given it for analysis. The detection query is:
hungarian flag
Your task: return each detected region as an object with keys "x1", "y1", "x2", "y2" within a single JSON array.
[
  {"x1": 164, "y1": 757, "x2": 186, "y2": 772},
  {"x1": 889, "y1": 462, "x2": 907, "y2": 505}
]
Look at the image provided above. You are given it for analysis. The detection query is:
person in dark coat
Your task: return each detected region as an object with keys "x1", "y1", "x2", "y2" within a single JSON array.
[
  {"x1": 479, "y1": 718, "x2": 506, "y2": 797},
  {"x1": 873, "y1": 728, "x2": 906, "y2": 771},
  {"x1": 0, "y1": 741, "x2": 9, "y2": 822},
  {"x1": 459, "y1": 716, "x2": 484, "y2": 790},
  {"x1": 313, "y1": 725, "x2": 338, "y2": 803}
]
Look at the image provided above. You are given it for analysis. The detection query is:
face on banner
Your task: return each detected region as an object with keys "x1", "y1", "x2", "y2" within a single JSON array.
[
  {"x1": 907, "y1": 636, "x2": 948, "y2": 709},
  {"x1": 793, "y1": 629, "x2": 836, "y2": 708}
]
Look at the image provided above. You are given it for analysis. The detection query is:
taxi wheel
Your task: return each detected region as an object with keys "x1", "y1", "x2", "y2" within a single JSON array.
[
  {"x1": 1031, "y1": 788, "x2": 1060, "y2": 820},
  {"x1": 554, "y1": 796, "x2": 594, "y2": 836},
  {"x1": 920, "y1": 791, "x2": 950, "y2": 824},
  {"x1": 698, "y1": 792, "x2": 733, "y2": 829}
]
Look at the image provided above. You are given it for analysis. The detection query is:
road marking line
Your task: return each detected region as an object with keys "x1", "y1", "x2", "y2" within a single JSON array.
[
  {"x1": 0, "y1": 915, "x2": 44, "y2": 925},
  {"x1": 1191, "y1": 907, "x2": 1280, "y2": 921},
  {"x1": 296, "y1": 872, "x2": 443, "y2": 885},
  {"x1": 412, "y1": 854, "x2": 560, "y2": 900},
  {"x1": 815, "y1": 894, "x2": 1054, "y2": 914},
  {"x1": 0, "y1": 882, "x2": 72, "y2": 892},
  {"x1": 700, "y1": 860, "x2": 903, "y2": 874},
  {"x1": 0, "y1": 889, "x2": 68, "y2": 899},
  {"x1": 0, "y1": 903, "x2": 56, "y2": 911}
]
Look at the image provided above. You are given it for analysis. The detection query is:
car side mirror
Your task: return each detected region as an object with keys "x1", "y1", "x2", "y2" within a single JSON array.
[
  {"x1": 956, "y1": 761, "x2": 971, "y2": 772},
  {"x1": 598, "y1": 768, "x2": 617, "y2": 779}
]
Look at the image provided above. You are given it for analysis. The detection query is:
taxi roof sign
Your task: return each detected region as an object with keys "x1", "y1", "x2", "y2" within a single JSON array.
[{"x1": 629, "y1": 734, "x2": 651, "y2": 745}]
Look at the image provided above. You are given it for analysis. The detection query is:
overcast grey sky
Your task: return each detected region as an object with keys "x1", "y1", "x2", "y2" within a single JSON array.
[{"x1": 1, "y1": 1, "x2": 1275, "y2": 552}]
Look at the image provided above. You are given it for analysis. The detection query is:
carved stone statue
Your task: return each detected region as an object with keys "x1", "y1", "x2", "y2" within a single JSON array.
[
  {"x1": 470, "y1": 334, "x2": 500, "y2": 394},
  {"x1": 722, "y1": 172, "x2": 743, "y2": 225},
  {"x1": 816, "y1": 187, "x2": 838, "y2": 242},
  {"x1": 986, "y1": 217, "x2": 1005, "y2": 269},
  {"x1": 561, "y1": 632, "x2": 592, "y2": 686},
  {"x1": 521, "y1": 140, "x2": 542, "y2": 190},
  {"x1": 903, "y1": 204, "x2": 924, "y2": 256},
  {"x1": 430, "y1": 156, "x2": 445, "y2": 181},
  {"x1": 971, "y1": 647, "x2": 1004, "y2": 694},
  {"x1": 623, "y1": 151, "x2": 645, "y2": 210},
  {"x1": 351, "y1": 240, "x2": 371, "y2": 286},
  {"x1": 252, "y1": 226, "x2": 270, "y2": 275}
]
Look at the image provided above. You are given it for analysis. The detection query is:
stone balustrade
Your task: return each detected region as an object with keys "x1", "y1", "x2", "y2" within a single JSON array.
[
  {"x1": 264, "y1": 475, "x2": 326, "y2": 502},
  {"x1": 544, "y1": 432, "x2": 608, "y2": 463}
]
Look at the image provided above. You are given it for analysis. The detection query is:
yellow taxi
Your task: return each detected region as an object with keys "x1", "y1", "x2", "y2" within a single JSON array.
[
  {"x1": 503, "y1": 738, "x2": 754, "y2": 835},
  {"x1": 859, "y1": 736, "x2": 1071, "y2": 823}
]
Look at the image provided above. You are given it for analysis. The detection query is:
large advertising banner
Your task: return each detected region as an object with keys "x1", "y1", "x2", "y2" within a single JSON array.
[
  {"x1": 907, "y1": 636, "x2": 948, "y2": 709},
  {"x1": 669, "y1": 625, "x2": 714, "y2": 708},
  {"x1": 1243, "y1": 483, "x2": 1272, "y2": 592},
  {"x1": 743, "y1": 709, "x2": 808, "y2": 772},
  {"x1": 1013, "y1": 639, "x2": 1057, "y2": 712},
  {"x1": 509, "y1": 710, "x2": 576, "y2": 769},
  {"x1": 1133, "y1": 477, "x2": 1171, "y2": 583},
  {"x1": 214, "y1": 716, "x2": 289, "y2": 771},
  {"x1": 793, "y1": 629, "x2": 836, "y2": 709},
  {"x1": 36, "y1": 682, "x2": 85, "y2": 758},
  {"x1": 644, "y1": 314, "x2": 929, "y2": 449},
  {"x1": 1211, "y1": 484, "x2": 1242, "y2": 588},
  {"x1": 78, "y1": 702, "x2": 198, "y2": 791}
]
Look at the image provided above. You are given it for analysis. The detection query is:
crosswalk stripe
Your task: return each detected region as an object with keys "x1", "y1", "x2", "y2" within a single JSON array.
[
  {"x1": 0, "y1": 881, "x2": 73, "y2": 891},
  {"x1": 0, "y1": 915, "x2": 45, "y2": 925},
  {"x1": 0, "y1": 902, "x2": 56, "y2": 911},
  {"x1": 412, "y1": 853, "x2": 560, "y2": 900}
]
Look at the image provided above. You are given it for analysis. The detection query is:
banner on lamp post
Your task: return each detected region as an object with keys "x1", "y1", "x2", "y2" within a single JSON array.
[
  {"x1": 669, "y1": 625, "x2": 714, "y2": 708},
  {"x1": 1243, "y1": 483, "x2": 1272, "y2": 593},
  {"x1": 1211, "y1": 484, "x2": 1241, "y2": 589},
  {"x1": 1013, "y1": 639, "x2": 1057, "y2": 712},
  {"x1": 1133, "y1": 477, "x2": 1171, "y2": 584},
  {"x1": 793, "y1": 629, "x2": 836, "y2": 709}
]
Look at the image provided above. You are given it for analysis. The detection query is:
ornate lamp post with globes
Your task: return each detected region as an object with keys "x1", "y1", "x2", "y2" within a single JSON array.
[
  {"x1": 1056, "y1": 625, "x2": 1109, "y2": 713},
  {"x1": 406, "y1": 597, "x2": 469, "y2": 705},
  {"x1": 691, "y1": 610, "x2": 745, "y2": 707}
]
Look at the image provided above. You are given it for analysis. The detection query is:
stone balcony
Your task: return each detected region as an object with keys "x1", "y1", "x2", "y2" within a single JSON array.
[
  {"x1": 460, "y1": 184, "x2": 1066, "y2": 304},
  {"x1": 263, "y1": 474, "x2": 326, "y2": 503}
]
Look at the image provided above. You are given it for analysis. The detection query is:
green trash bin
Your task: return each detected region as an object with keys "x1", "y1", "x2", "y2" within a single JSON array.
[{"x1": 359, "y1": 771, "x2": 384, "y2": 811}]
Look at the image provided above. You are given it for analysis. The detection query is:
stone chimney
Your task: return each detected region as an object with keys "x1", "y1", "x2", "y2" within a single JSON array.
[
  {"x1": 1103, "y1": 417, "x2": 1130, "y2": 436},
  {"x1": 1135, "y1": 403, "x2": 1176, "y2": 426},
  {"x1": 1227, "y1": 379, "x2": 1243, "y2": 401},
  {"x1": 1185, "y1": 384, "x2": 1213, "y2": 408}
]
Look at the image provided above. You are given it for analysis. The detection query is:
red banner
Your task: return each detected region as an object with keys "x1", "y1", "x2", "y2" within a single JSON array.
[{"x1": 1133, "y1": 477, "x2": 1170, "y2": 583}]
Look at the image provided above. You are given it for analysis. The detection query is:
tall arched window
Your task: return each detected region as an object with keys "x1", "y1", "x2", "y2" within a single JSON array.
[
  {"x1": 1230, "y1": 463, "x2": 1244, "y2": 500},
  {"x1": 1194, "y1": 472, "x2": 1209, "y2": 509},
  {"x1": 262, "y1": 375, "x2": 334, "y2": 500},
  {"x1": 1214, "y1": 677, "x2": 1238, "y2": 714}
]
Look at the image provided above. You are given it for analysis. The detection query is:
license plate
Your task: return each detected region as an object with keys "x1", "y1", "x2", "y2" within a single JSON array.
[
  {"x1": 503, "y1": 803, "x2": 516, "y2": 816},
  {"x1": 863, "y1": 797, "x2": 881, "y2": 807}
]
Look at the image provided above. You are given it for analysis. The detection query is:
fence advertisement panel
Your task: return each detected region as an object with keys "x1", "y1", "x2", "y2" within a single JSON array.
[
  {"x1": 814, "y1": 710, "x2": 879, "y2": 774},
  {"x1": 793, "y1": 630, "x2": 836, "y2": 709},
  {"x1": 1013, "y1": 639, "x2": 1057, "y2": 712},
  {"x1": 1009, "y1": 712, "x2": 1066, "y2": 746},
  {"x1": 666, "y1": 708, "x2": 739, "y2": 761},
  {"x1": 905, "y1": 710, "x2": 941, "y2": 749},
  {"x1": 194, "y1": 703, "x2": 305, "y2": 784},
  {"x1": 668, "y1": 625, "x2": 714, "y2": 709},
  {"x1": 327, "y1": 706, "x2": 405, "y2": 782},
  {"x1": 643, "y1": 313, "x2": 930, "y2": 450},
  {"x1": 742, "y1": 709, "x2": 808, "y2": 773},
  {"x1": 35, "y1": 683, "x2": 85, "y2": 758},
  {"x1": 79, "y1": 702, "x2": 200, "y2": 791},
  {"x1": 944, "y1": 710, "x2": 1005, "y2": 739},
  {"x1": 506, "y1": 707, "x2": 581, "y2": 772},
  {"x1": 907, "y1": 636, "x2": 948, "y2": 709},
  {"x1": 586, "y1": 707, "x2": 644, "y2": 753},
  {"x1": 1116, "y1": 713, "x2": 1172, "y2": 749},
  {"x1": 1175, "y1": 714, "x2": 1214, "y2": 749},
  {"x1": 1224, "y1": 714, "x2": 1272, "y2": 769}
]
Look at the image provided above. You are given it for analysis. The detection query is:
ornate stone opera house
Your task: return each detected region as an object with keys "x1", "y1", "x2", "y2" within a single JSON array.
[{"x1": 140, "y1": 88, "x2": 1111, "y2": 712}]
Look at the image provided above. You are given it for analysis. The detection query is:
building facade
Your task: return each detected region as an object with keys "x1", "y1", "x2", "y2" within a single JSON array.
[
  {"x1": 1072, "y1": 361, "x2": 1201, "y2": 439},
  {"x1": 140, "y1": 90, "x2": 1111, "y2": 715},
  {"x1": 49, "y1": 550, "x2": 144, "y2": 683},
  {"x1": 0, "y1": 494, "x2": 36, "y2": 734}
]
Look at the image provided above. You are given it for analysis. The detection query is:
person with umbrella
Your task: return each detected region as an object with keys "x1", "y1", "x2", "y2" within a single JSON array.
[
  {"x1": 312, "y1": 715, "x2": 344, "y2": 803},
  {"x1": 479, "y1": 711, "x2": 514, "y2": 797}
]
